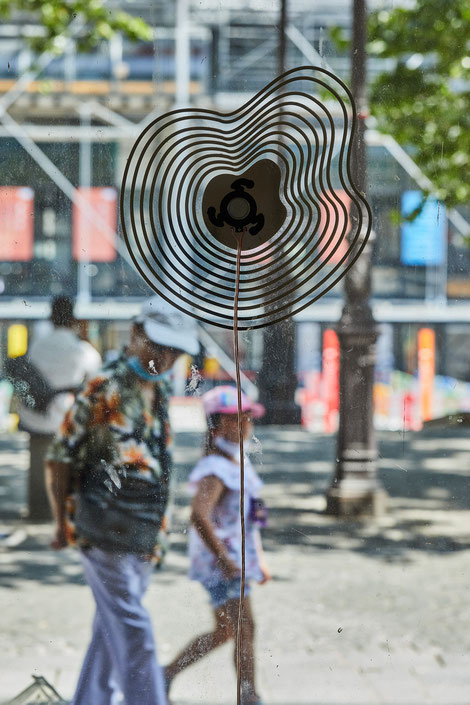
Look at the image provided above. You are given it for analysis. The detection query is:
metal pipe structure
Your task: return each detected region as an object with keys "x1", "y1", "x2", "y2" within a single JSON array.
[
  {"x1": 176, "y1": 0, "x2": 191, "y2": 107},
  {"x1": 77, "y1": 103, "x2": 92, "y2": 304}
]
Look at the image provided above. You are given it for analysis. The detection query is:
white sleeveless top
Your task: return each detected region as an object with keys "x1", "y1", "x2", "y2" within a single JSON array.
[{"x1": 188, "y1": 438, "x2": 264, "y2": 587}]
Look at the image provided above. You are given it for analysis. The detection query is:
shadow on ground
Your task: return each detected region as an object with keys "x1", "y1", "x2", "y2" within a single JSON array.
[
  {"x1": 255, "y1": 426, "x2": 470, "y2": 561},
  {"x1": 1, "y1": 425, "x2": 470, "y2": 587}
]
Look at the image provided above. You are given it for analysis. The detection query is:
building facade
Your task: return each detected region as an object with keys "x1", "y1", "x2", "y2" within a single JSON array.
[{"x1": 1, "y1": 0, "x2": 469, "y2": 396}]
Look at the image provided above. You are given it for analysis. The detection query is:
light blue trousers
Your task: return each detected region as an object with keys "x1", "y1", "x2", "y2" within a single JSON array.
[{"x1": 72, "y1": 547, "x2": 167, "y2": 705}]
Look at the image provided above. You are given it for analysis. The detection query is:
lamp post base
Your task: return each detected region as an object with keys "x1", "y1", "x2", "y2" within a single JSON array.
[{"x1": 325, "y1": 479, "x2": 387, "y2": 517}]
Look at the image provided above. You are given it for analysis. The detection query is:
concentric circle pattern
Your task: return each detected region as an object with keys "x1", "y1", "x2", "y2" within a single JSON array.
[{"x1": 121, "y1": 66, "x2": 372, "y2": 330}]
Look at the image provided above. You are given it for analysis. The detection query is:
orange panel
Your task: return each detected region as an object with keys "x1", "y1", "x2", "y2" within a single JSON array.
[
  {"x1": 0, "y1": 187, "x2": 34, "y2": 261},
  {"x1": 417, "y1": 328, "x2": 435, "y2": 422},
  {"x1": 73, "y1": 187, "x2": 117, "y2": 262}
]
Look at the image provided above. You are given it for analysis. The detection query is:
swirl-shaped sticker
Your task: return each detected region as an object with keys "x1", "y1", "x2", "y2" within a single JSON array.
[{"x1": 121, "y1": 65, "x2": 372, "y2": 330}]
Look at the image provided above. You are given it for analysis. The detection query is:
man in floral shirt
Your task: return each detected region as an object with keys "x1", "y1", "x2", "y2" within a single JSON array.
[{"x1": 46, "y1": 297, "x2": 199, "y2": 705}]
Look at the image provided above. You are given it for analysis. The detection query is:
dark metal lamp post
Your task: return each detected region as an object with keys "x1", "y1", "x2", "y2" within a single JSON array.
[
  {"x1": 325, "y1": 0, "x2": 387, "y2": 515},
  {"x1": 258, "y1": 0, "x2": 301, "y2": 425}
]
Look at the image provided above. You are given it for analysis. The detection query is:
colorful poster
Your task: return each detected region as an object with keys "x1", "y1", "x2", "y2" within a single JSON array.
[
  {"x1": 73, "y1": 187, "x2": 117, "y2": 262},
  {"x1": 0, "y1": 187, "x2": 34, "y2": 261},
  {"x1": 418, "y1": 328, "x2": 435, "y2": 422}
]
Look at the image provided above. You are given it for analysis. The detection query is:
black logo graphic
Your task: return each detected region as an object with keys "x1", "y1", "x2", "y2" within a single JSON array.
[{"x1": 207, "y1": 178, "x2": 265, "y2": 236}]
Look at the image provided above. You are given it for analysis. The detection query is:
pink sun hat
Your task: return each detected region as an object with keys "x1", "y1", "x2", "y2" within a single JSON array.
[{"x1": 202, "y1": 385, "x2": 265, "y2": 419}]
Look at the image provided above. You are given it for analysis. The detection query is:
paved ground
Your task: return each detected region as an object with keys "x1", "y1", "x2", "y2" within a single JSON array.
[{"x1": 1, "y1": 425, "x2": 470, "y2": 704}]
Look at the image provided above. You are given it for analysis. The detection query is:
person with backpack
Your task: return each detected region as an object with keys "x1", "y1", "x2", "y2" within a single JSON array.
[
  {"x1": 15, "y1": 296, "x2": 101, "y2": 521},
  {"x1": 45, "y1": 296, "x2": 199, "y2": 705}
]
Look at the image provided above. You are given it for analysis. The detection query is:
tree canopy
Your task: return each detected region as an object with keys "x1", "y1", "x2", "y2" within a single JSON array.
[
  {"x1": 368, "y1": 0, "x2": 470, "y2": 210},
  {"x1": 0, "y1": 0, "x2": 152, "y2": 54}
]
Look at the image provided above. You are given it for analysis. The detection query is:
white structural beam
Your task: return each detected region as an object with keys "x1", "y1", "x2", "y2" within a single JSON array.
[
  {"x1": 224, "y1": 37, "x2": 276, "y2": 79},
  {"x1": 294, "y1": 300, "x2": 470, "y2": 324},
  {"x1": 0, "y1": 299, "x2": 141, "y2": 321},
  {"x1": 2, "y1": 298, "x2": 470, "y2": 325},
  {"x1": 84, "y1": 100, "x2": 136, "y2": 129},
  {"x1": 285, "y1": 24, "x2": 327, "y2": 68},
  {"x1": 0, "y1": 125, "x2": 139, "y2": 141}
]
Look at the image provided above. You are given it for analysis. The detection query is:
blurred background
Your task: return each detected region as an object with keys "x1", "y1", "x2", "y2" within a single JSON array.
[{"x1": 1, "y1": 2, "x2": 470, "y2": 703}]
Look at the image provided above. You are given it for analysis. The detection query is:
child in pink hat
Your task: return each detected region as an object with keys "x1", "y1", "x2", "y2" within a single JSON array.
[{"x1": 165, "y1": 385, "x2": 270, "y2": 705}]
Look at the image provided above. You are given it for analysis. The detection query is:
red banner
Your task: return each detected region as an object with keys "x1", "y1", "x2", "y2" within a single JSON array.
[
  {"x1": 322, "y1": 328, "x2": 340, "y2": 433},
  {"x1": 73, "y1": 187, "x2": 117, "y2": 262},
  {"x1": 0, "y1": 187, "x2": 34, "y2": 261},
  {"x1": 318, "y1": 190, "x2": 350, "y2": 264}
]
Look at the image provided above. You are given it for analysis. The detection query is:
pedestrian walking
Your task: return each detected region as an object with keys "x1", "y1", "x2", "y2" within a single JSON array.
[
  {"x1": 45, "y1": 297, "x2": 199, "y2": 705},
  {"x1": 164, "y1": 385, "x2": 271, "y2": 705},
  {"x1": 17, "y1": 296, "x2": 101, "y2": 521}
]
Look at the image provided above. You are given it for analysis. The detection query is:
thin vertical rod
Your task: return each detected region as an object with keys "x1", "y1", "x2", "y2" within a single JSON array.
[
  {"x1": 233, "y1": 231, "x2": 246, "y2": 705},
  {"x1": 176, "y1": 0, "x2": 190, "y2": 107},
  {"x1": 78, "y1": 103, "x2": 92, "y2": 304},
  {"x1": 279, "y1": 0, "x2": 287, "y2": 76}
]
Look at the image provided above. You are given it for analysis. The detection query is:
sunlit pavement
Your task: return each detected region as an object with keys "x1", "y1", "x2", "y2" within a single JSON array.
[{"x1": 1, "y1": 425, "x2": 470, "y2": 704}]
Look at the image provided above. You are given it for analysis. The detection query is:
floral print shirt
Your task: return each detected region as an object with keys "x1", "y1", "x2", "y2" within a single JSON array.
[{"x1": 47, "y1": 351, "x2": 172, "y2": 560}]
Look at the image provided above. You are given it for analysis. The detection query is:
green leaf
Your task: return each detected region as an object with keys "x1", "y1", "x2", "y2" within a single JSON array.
[
  {"x1": 369, "y1": 0, "x2": 470, "y2": 211},
  {"x1": 329, "y1": 25, "x2": 350, "y2": 51},
  {"x1": 6, "y1": 0, "x2": 152, "y2": 54}
]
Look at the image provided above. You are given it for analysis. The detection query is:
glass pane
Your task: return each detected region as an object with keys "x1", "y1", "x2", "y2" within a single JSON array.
[{"x1": 1, "y1": 2, "x2": 468, "y2": 704}]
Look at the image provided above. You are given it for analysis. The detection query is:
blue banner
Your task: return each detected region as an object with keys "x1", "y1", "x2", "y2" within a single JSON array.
[{"x1": 401, "y1": 190, "x2": 446, "y2": 266}]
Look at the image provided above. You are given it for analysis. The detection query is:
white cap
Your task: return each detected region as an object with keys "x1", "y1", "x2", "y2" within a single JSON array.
[{"x1": 137, "y1": 297, "x2": 200, "y2": 356}]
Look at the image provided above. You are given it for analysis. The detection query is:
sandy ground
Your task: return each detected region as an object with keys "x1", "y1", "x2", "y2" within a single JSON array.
[{"x1": 1, "y1": 426, "x2": 470, "y2": 704}]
